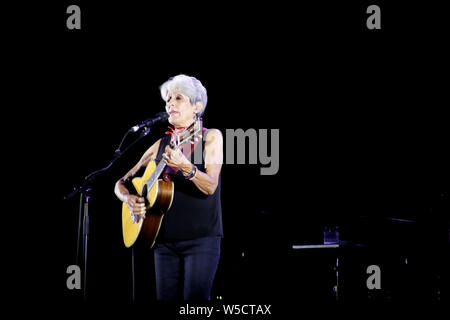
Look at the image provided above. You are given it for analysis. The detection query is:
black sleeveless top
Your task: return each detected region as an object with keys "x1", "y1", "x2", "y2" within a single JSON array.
[{"x1": 155, "y1": 131, "x2": 223, "y2": 242}]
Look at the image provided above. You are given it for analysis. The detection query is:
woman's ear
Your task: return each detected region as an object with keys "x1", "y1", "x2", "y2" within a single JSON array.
[{"x1": 195, "y1": 101, "x2": 204, "y2": 115}]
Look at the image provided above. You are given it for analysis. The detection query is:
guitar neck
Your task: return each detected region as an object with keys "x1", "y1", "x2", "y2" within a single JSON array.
[{"x1": 145, "y1": 160, "x2": 167, "y2": 191}]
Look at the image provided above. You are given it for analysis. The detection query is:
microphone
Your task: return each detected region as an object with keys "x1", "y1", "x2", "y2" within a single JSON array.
[{"x1": 130, "y1": 112, "x2": 169, "y2": 132}]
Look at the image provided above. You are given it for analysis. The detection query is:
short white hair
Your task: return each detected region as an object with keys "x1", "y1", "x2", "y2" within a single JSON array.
[{"x1": 160, "y1": 74, "x2": 208, "y2": 116}]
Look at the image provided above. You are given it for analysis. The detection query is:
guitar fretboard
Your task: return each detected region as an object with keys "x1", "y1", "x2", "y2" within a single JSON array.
[{"x1": 144, "y1": 160, "x2": 167, "y2": 193}]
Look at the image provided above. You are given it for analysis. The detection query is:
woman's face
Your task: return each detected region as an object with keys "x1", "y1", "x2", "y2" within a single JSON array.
[{"x1": 165, "y1": 89, "x2": 197, "y2": 127}]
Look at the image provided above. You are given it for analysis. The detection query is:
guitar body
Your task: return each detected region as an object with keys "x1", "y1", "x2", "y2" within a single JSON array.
[{"x1": 122, "y1": 160, "x2": 174, "y2": 248}]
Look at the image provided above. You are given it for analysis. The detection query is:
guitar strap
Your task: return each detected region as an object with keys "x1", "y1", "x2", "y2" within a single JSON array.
[{"x1": 162, "y1": 127, "x2": 208, "y2": 181}]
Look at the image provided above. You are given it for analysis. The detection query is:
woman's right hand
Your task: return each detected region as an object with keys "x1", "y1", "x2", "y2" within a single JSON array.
[{"x1": 124, "y1": 194, "x2": 146, "y2": 222}]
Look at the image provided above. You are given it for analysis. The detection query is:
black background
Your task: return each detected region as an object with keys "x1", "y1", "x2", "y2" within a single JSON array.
[{"x1": 5, "y1": 0, "x2": 449, "y2": 315}]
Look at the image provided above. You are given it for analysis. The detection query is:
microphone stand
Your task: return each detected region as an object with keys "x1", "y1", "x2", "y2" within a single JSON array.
[{"x1": 65, "y1": 125, "x2": 152, "y2": 301}]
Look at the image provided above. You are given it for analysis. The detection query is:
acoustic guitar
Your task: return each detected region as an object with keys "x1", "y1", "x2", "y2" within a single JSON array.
[{"x1": 122, "y1": 118, "x2": 203, "y2": 248}]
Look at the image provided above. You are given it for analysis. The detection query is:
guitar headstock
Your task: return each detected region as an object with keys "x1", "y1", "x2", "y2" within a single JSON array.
[{"x1": 172, "y1": 118, "x2": 203, "y2": 149}]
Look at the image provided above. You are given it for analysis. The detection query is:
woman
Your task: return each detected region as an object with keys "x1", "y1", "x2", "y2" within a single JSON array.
[{"x1": 114, "y1": 74, "x2": 223, "y2": 300}]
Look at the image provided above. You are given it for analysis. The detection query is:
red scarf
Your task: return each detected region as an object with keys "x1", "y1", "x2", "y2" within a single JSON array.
[{"x1": 165, "y1": 125, "x2": 187, "y2": 144}]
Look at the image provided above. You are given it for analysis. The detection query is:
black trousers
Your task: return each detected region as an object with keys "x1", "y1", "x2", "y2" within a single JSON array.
[{"x1": 154, "y1": 236, "x2": 221, "y2": 301}]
